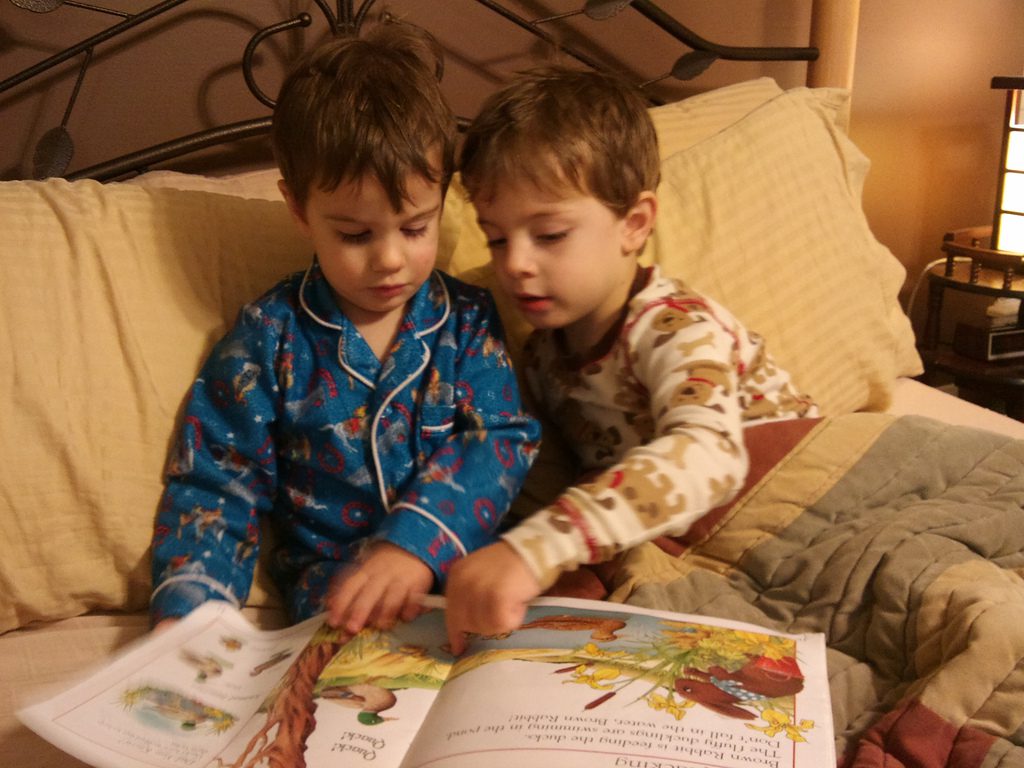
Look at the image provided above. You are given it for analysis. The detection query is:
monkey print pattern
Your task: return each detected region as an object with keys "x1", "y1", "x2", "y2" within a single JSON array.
[
  {"x1": 506, "y1": 266, "x2": 815, "y2": 590},
  {"x1": 582, "y1": 456, "x2": 680, "y2": 527}
]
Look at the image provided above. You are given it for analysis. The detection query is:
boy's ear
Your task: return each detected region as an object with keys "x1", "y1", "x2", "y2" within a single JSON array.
[
  {"x1": 621, "y1": 191, "x2": 657, "y2": 255},
  {"x1": 278, "y1": 179, "x2": 312, "y2": 239}
]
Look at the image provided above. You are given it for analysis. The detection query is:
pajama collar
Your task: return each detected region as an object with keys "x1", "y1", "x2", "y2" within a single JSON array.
[{"x1": 297, "y1": 257, "x2": 451, "y2": 391}]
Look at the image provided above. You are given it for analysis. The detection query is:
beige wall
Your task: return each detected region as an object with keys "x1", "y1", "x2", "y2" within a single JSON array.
[{"x1": 2, "y1": 0, "x2": 1023, "y2": 341}]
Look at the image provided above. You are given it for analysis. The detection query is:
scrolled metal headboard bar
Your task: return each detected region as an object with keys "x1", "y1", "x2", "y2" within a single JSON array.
[
  {"x1": 4, "y1": 0, "x2": 819, "y2": 180},
  {"x1": 65, "y1": 117, "x2": 273, "y2": 181},
  {"x1": 3, "y1": 0, "x2": 363, "y2": 180},
  {"x1": 242, "y1": 13, "x2": 315, "y2": 109},
  {"x1": 468, "y1": 0, "x2": 609, "y2": 75},
  {"x1": 0, "y1": 0, "x2": 190, "y2": 95},
  {"x1": 629, "y1": 0, "x2": 817, "y2": 62}
]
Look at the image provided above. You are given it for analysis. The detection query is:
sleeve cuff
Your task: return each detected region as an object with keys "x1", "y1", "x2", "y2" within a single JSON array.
[
  {"x1": 149, "y1": 575, "x2": 241, "y2": 625},
  {"x1": 501, "y1": 512, "x2": 578, "y2": 593},
  {"x1": 378, "y1": 502, "x2": 467, "y2": 584}
]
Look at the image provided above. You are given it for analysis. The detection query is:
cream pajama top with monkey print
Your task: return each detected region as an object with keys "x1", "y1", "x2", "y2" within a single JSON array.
[{"x1": 502, "y1": 265, "x2": 817, "y2": 590}]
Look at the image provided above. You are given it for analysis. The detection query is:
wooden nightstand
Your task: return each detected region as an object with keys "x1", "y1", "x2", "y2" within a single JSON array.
[{"x1": 920, "y1": 227, "x2": 1024, "y2": 419}]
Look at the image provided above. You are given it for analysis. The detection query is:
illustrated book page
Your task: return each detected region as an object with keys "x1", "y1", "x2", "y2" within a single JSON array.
[{"x1": 18, "y1": 596, "x2": 835, "y2": 768}]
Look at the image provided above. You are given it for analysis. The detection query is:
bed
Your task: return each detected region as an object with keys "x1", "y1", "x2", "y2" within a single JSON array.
[{"x1": 3, "y1": 2, "x2": 1024, "y2": 767}]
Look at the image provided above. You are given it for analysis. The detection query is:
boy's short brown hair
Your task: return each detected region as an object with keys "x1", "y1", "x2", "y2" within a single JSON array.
[
  {"x1": 272, "y1": 22, "x2": 457, "y2": 211},
  {"x1": 459, "y1": 66, "x2": 660, "y2": 216}
]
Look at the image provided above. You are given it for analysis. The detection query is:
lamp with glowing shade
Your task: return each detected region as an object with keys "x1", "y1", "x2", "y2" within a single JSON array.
[
  {"x1": 993, "y1": 76, "x2": 1024, "y2": 255},
  {"x1": 921, "y1": 78, "x2": 1024, "y2": 364},
  {"x1": 936, "y1": 77, "x2": 1024, "y2": 291}
]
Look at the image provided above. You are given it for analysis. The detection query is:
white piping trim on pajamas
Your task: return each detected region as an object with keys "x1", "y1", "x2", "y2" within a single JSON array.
[
  {"x1": 149, "y1": 574, "x2": 242, "y2": 607},
  {"x1": 414, "y1": 273, "x2": 451, "y2": 338},
  {"x1": 298, "y1": 266, "x2": 454, "y2": 520},
  {"x1": 391, "y1": 501, "x2": 468, "y2": 556},
  {"x1": 370, "y1": 350, "x2": 429, "y2": 509},
  {"x1": 365, "y1": 274, "x2": 449, "y2": 510},
  {"x1": 298, "y1": 264, "x2": 376, "y2": 389}
]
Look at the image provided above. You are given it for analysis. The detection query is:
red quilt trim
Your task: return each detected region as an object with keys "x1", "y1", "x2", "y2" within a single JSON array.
[
  {"x1": 654, "y1": 417, "x2": 823, "y2": 557},
  {"x1": 843, "y1": 698, "x2": 995, "y2": 768}
]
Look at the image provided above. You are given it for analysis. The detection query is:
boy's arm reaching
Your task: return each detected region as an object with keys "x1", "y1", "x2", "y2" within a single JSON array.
[
  {"x1": 150, "y1": 306, "x2": 279, "y2": 625},
  {"x1": 500, "y1": 304, "x2": 750, "y2": 591},
  {"x1": 445, "y1": 298, "x2": 758, "y2": 643},
  {"x1": 445, "y1": 540, "x2": 539, "y2": 654}
]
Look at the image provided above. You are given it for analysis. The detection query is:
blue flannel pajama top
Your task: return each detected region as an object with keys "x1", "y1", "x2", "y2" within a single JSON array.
[{"x1": 150, "y1": 260, "x2": 540, "y2": 623}]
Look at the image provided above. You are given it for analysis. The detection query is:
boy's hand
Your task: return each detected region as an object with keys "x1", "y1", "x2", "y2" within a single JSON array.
[
  {"x1": 444, "y1": 541, "x2": 541, "y2": 655},
  {"x1": 152, "y1": 618, "x2": 179, "y2": 635},
  {"x1": 326, "y1": 542, "x2": 434, "y2": 635}
]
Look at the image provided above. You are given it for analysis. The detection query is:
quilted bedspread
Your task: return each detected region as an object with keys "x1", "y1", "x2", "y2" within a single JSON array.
[{"x1": 595, "y1": 412, "x2": 1024, "y2": 767}]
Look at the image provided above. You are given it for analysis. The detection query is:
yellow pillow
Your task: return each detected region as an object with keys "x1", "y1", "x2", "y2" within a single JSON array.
[
  {"x1": 646, "y1": 87, "x2": 922, "y2": 414},
  {"x1": 0, "y1": 177, "x2": 521, "y2": 633},
  {"x1": 442, "y1": 81, "x2": 921, "y2": 415},
  {"x1": 649, "y1": 77, "x2": 784, "y2": 158},
  {"x1": 0, "y1": 180, "x2": 310, "y2": 632}
]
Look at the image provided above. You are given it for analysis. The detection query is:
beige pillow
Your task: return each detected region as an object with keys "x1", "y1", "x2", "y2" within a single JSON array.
[
  {"x1": 125, "y1": 168, "x2": 284, "y2": 200},
  {"x1": 444, "y1": 81, "x2": 921, "y2": 415},
  {"x1": 0, "y1": 180, "x2": 310, "y2": 632},
  {"x1": 0, "y1": 176, "x2": 506, "y2": 633},
  {"x1": 649, "y1": 77, "x2": 784, "y2": 158},
  {"x1": 646, "y1": 87, "x2": 922, "y2": 414}
]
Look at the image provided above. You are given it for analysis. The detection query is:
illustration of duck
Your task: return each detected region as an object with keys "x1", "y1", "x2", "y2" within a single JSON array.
[
  {"x1": 180, "y1": 649, "x2": 232, "y2": 682},
  {"x1": 318, "y1": 680, "x2": 398, "y2": 725},
  {"x1": 120, "y1": 686, "x2": 235, "y2": 733}
]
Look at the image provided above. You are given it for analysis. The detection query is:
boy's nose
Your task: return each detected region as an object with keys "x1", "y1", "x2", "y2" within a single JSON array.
[
  {"x1": 502, "y1": 241, "x2": 536, "y2": 277},
  {"x1": 371, "y1": 239, "x2": 404, "y2": 272}
]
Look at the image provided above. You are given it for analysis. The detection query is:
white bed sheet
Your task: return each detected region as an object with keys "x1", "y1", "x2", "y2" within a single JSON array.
[{"x1": 886, "y1": 377, "x2": 1024, "y2": 439}]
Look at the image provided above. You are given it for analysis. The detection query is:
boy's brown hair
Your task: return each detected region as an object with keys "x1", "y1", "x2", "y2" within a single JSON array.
[
  {"x1": 272, "y1": 22, "x2": 457, "y2": 211},
  {"x1": 459, "y1": 65, "x2": 660, "y2": 216}
]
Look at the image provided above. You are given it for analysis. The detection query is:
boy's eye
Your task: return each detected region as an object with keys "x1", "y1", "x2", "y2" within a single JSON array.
[
  {"x1": 485, "y1": 237, "x2": 507, "y2": 250},
  {"x1": 338, "y1": 231, "x2": 371, "y2": 244},
  {"x1": 536, "y1": 231, "x2": 568, "y2": 244},
  {"x1": 402, "y1": 225, "x2": 429, "y2": 238}
]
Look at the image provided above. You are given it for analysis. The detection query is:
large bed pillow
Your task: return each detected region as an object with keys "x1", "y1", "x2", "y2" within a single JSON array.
[
  {"x1": 0, "y1": 175, "x2": 487, "y2": 634},
  {"x1": 648, "y1": 76, "x2": 785, "y2": 158},
  {"x1": 0, "y1": 181, "x2": 310, "y2": 633},
  {"x1": 646, "y1": 86, "x2": 922, "y2": 414},
  {"x1": 447, "y1": 83, "x2": 921, "y2": 415}
]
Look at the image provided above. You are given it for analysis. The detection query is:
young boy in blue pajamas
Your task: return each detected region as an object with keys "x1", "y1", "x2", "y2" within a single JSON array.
[
  {"x1": 149, "y1": 23, "x2": 540, "y2": 635},
  {"x1": 444, "y1": 66, "x2": 816, "y2": 652}
]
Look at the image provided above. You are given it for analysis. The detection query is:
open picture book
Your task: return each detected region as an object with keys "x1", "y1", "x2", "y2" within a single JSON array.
[{"x1": 18, "y1": 596, "x2": 835, "y2": 768}]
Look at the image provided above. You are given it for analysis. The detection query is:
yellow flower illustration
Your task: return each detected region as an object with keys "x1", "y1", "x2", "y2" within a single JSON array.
[
  {"x1": 579, "y1": 642, "x2": 629, "y2": 660},
  {"x1": 746, "y1": 709, "x2": 814, "y2": 742},
  {"x1": 647, "y1": 692, "x2": 694, "y2": 720},
  {"x1": 566, "y1": 664, "x2": 621, "y2": 690}
]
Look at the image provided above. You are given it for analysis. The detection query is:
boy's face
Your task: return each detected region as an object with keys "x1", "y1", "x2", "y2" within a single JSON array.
[
  {"x1": 281, "y1": 173, "x2": 442, "y2": 330},
  {"x1": 474, "y1": 177, "x2": 655, "y2": 353}
]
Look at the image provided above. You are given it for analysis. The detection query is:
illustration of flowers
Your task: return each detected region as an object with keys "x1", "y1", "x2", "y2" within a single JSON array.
[
  {"x1": 454, "y1": 614, "x2": 817, "y2": 742},
  {"x1": 556, "y1": 621, "x2": 815, "y2": 740}
]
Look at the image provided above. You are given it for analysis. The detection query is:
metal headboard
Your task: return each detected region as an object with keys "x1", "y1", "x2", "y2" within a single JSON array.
[{"x1": 2, "y1": 0, "x2": 818, "y2": 182}]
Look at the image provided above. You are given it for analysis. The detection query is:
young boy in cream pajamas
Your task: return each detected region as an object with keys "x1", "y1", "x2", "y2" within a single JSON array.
[{"x1": 445, "y1": 66, "x2": 816, "y2": 652}]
